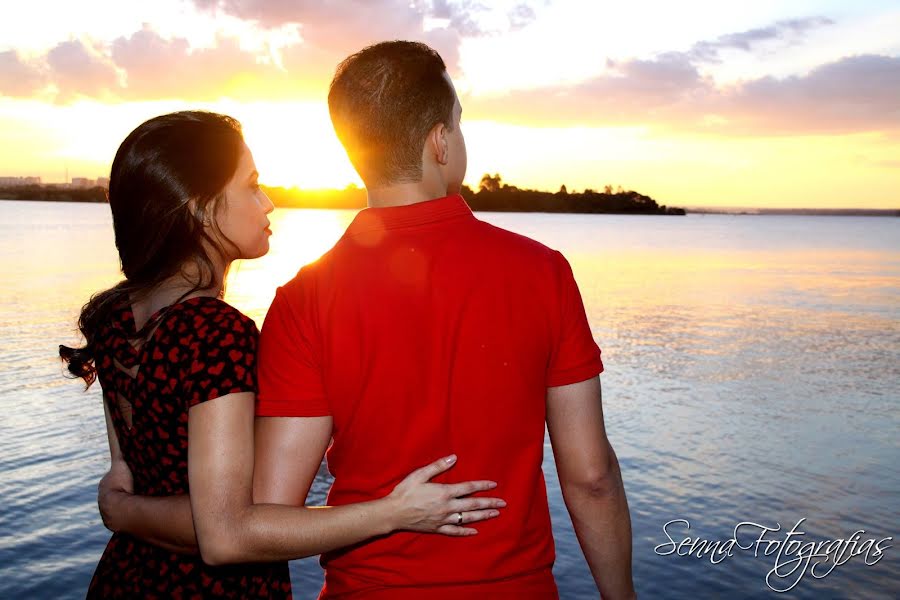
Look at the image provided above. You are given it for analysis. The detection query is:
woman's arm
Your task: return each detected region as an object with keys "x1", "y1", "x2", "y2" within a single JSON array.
[
  {"x1": 189, "y1": 392, "x2": 504, "y2": 565},
  {"x1": 97, "y1": 400, "x2": 199, "y2": 554}
]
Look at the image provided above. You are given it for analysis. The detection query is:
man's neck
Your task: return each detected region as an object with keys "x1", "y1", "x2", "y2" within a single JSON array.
[{"x1": 366, "y1": 181, "x2": 451, "y2": 208}]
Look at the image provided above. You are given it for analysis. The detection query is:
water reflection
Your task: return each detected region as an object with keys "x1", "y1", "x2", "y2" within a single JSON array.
[{"x1": 1, "y1": 201, "x2": 897, "y2": 599}]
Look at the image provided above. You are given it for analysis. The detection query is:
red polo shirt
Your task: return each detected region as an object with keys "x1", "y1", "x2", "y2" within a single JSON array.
[{"x1": 257, "y1": 194, "x2": 603, "y2": 599}]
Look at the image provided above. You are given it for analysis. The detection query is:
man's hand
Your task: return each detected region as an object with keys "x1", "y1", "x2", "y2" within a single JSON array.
[{"x1": 97, "y1": 460, "x2": 133, "y2": 533}]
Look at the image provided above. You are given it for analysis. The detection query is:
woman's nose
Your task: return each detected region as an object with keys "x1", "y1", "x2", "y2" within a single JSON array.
[{"x1": 261, "y1": 191, "x2": 275, "y2": 214}]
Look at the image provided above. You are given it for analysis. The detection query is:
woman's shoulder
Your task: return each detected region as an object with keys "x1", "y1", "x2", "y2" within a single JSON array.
[
  {"x1": 182, "y1": 296, "x2": 256, "y2": 326},
  {"x1": 173, "y1": 298, "x2": 260, "y2": 405},
  {"x1": 162, "y1": 296, "x2": 259, "y2": 345}
]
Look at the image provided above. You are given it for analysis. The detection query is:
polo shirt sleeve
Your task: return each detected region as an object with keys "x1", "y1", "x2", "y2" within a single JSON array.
[
  {"x1": 255, "y1": 279, "x2": 329, "y2": 417},
  {"x1": 546, "y1": 250, "x2": 604, "y2": 387}
]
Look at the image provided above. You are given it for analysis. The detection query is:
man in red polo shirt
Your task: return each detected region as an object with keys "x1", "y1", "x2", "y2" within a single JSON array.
[{"x1": 253, "y1": 41, "x2": 635, "y2": 599}]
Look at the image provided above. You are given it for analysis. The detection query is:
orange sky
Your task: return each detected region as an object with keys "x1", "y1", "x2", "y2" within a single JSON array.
[{"x1": 1, "y1": 0, "x2": 898, "y2": 208}]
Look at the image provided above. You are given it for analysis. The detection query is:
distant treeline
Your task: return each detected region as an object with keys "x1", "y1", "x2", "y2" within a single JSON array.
[
  {"x1": 461, "y1": 174, "x2": 684, "y2": 215},
  {"x1": 1, "y1": 174, "x2": 685, "y2": 215}
]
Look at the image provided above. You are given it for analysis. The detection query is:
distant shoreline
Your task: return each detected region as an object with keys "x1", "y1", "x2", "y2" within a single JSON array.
[
  {"x1": 685, "y1": 207, "x2": 899, "y2": 217},
  {"x1": 2, "y1": 186, "x2": 896, "y2": 216},
  {"x1": 0, "y1": 180, "x2": 687, "y2": 215}
]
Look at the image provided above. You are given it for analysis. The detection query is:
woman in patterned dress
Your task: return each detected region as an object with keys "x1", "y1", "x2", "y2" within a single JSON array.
[{"x1": 60, "y1": 111, "x2": 505, "y2": 599}]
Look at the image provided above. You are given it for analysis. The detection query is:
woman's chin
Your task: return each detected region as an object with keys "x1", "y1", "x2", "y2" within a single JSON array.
[{"x1": 239, "y1": 244, "x2": 269, "y2": 261}]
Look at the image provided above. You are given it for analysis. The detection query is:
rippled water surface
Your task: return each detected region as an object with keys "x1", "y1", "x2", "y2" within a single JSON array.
[{"x1": 1, "y1": 200, "x2": 898, "y2": 598}]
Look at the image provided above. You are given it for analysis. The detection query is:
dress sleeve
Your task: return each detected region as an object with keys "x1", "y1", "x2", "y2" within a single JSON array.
[
  {"x1": 256, "y1": 278, "x2": 329, "y2": 417},
  {"x1": 546, "y1": 250, "x2": 605, "y2": 387},
  {"x1": 181, "y1": 305, "x2": 259, "y2": 407}
]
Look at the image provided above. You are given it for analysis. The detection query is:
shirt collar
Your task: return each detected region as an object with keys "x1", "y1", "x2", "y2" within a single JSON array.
[{"x1": 343, "y1": 193, "x2": 474, "y2": 238}]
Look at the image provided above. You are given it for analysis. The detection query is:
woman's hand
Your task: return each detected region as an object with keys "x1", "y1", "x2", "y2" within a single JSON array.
[
  {"x1": 97, "y1": 459, "x2": 134, "y2": 533},
  {"x1": 384, "y1": 454, "x2": 506, "y2": 537}
]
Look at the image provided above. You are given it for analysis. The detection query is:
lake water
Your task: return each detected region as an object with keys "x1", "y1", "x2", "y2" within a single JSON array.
[{"x1": 0, "y1": 200, "x2": 897, "y2": 599}]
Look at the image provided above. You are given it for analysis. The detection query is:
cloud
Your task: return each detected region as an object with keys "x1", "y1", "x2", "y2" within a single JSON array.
[
  {"x1": 191, "y1": 0, "x2": 538, "y2": 74},
  {"x1": 454, "y1": 12, "x2": 894, "y2": 136},
  {"x1": 2, "y1": 23, "x2": 464, "y2": 103},
  {"x1": 689, "y1": 17, "x2": 835, "y2": 63},
  {"x1": 723, "y1": 54, "x2": 900, "y2": 134},
  {"x1": 0, "y1": 50, "x2": 46, "y2": 97},
  {"x1": 197, "y1": 0, "x2": 432, "y2": 46},
  {"x1": 205, "y1": 0, "x2": 470, "y2": 78},
  {"x1": 46, "y1": 40, "x2": 119, "y2": 98},
  {"x1": 508, "y1": 3, "x2": 537, "y2": 30},
  {"x1": 0, "y1": 26, "x2": 312, "y2": 102},
  {"x1": 111, "y1": 26, "x2": 281, "y2": 100},
  {"x1": 431, "y1": 0, "x2": 486, "y2": 37},
  {"x1": 466, "y1": 52, "x2": 712, "y2": 126},
  {"x1": 7, "y1": 8, "x2": 894, "y2": 138},
  {"x1": 431, "y1": 0, "x2": 539, "y2": 35},
  {"x1": 3, "y1": 1, "x2": 538, "y2": 102},
  {"x1": 465, "y1": 53, "x2": 900, "y2": 135}
]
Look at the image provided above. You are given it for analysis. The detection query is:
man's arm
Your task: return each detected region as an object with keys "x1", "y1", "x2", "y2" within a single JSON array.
[
  {"x1": 252, "y1": 415, "x2": 333, "y2": 506},
  {"x1": 547, "y1": 376, "x2": 636, "y2": 599},
  {"x1": 97, "y1": 401, "x2": 198, "y2": 554}
]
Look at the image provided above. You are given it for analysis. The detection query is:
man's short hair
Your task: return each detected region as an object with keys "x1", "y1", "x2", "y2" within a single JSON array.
[{"x1": 328, "y1": 40, "x2": 456, "y2": 188}]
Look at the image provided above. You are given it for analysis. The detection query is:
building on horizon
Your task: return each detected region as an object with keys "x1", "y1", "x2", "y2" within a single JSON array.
[
  {"x1": 70, "y1": 177, "x2": 93, "y2": 188},
  {"x1": 0, "y1": 176, "x2": 41, "y2": 186}
]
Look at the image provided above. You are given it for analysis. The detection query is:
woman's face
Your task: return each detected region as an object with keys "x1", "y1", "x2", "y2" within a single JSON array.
[{"x1": 214, "y1": 141, "x2": 274, "y2": 260}]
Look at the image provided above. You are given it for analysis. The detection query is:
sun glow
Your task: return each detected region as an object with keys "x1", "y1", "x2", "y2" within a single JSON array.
[
  {"x1": 225, "y1": 208, "x2": 356, "y2": 322},
  {"x1": 222, "y1": 100, "x2": 362, "y2": 189},
  {"x1": 0, "y1": 97, "x2": 362, "y2": 190}
]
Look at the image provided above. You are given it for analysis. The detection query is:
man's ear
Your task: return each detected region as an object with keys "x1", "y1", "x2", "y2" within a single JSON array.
[{"x1": 427, "y1": 122, "x2": 449, "y2": 165}]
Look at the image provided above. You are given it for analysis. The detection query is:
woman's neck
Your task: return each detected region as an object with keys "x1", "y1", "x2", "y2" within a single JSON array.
[{"x1": 131, "y1": 260, "x2": 230, "y2": 331}]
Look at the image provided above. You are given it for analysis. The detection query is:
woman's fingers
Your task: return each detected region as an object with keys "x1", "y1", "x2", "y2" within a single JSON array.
[
  {"x1": 442, "y1": 509, "x2": 501, "y2": 525},
  {"x1": 449, "y1": 496, "x2": 507, "y2": 513},
  {"x1": 443, "y1": 480, "x2": 498, "y2": 497},
  {"x1": 406, "y1": 454, "x2": 458, "y2": 483},
  {"x1": 434, "y1": 508, "x2": 502, "y2": 535},
  {"x1": 435, "y1": 524, "x2": 479, "y2": 537}
]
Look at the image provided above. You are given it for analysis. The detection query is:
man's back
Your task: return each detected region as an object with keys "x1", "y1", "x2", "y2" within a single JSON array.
[{"x1": 257, "y1": 194, "x2": 603, "y2": 596}]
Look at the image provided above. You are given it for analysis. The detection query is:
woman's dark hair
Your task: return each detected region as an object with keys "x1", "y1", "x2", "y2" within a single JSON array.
[
  {"x1": 59, "y1": 110, "x2": 244, "y2": 387},
  {"x1": 328, "y1": 40, "x2": 455, "y2": 188}
]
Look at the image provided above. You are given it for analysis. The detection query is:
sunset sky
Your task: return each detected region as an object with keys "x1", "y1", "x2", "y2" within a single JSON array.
[{"x1": 1, "y1": 0, "x2": 898, "y2": 208}]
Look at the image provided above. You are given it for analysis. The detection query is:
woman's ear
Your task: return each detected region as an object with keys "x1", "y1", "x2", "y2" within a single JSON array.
[{"x1": 189, "y1": 198, "x2": 212, "y2": 227}]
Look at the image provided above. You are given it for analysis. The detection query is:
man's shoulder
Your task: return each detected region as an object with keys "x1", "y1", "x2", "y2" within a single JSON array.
[
  {"x1": 470, "y1": 218, "x2": 562, "y2": 264},
  {"x1": 276, "y1": 244, "x2": 340, "y2": 294},
  {"x1": 275, "y1": 218, "x2": 565, "y2": 294}
]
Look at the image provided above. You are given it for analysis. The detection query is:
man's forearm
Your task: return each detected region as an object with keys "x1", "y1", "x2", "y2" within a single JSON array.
[
  {"x1": 105, "y1": 491, "x2": 199, "y2": 554},
  {"x1": 561, "y1": 450, "x2": 636, "y2": 599}
]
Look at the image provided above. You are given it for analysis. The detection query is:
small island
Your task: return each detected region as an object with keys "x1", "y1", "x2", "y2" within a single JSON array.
[
  {"x1": 0, "y1": 173, "x2": 685, "y2": 215},
  {"x1": 463, "y1": 174, "x2": 684, "y2": 215}
]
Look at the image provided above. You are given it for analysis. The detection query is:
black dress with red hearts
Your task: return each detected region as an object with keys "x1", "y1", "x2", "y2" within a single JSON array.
[{"x1": 87, "y1": 295, "x2": 292, "y2": 599}]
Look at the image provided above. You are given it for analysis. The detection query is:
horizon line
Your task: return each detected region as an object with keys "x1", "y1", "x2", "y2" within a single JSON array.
[{"x1": 2, "y1": 180, "x2": 897, "y2": 212}]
